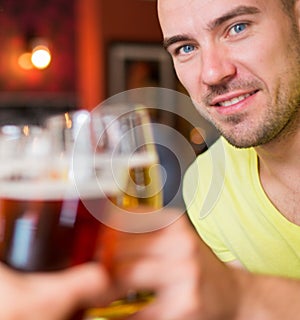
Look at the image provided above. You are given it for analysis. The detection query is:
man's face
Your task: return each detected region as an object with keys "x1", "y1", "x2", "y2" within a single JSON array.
[{"x1": 158, "y1": 0, "x2": 300, "y2": 148}]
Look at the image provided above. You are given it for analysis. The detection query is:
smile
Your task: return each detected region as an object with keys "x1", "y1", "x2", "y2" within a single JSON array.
[
  {"x1": 215, "y1": 90, "x2": 258, "y2": 107},
  {"x1": 217, "y1": 93, "x2": 251, "y2": 107}
]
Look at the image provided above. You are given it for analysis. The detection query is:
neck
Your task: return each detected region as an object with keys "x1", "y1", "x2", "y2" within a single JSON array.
[
  {"x1": 254, "y1": 127, "x2": 300, "y2": 225},
  {"x1": 255, "y1": 126, "x2": 300, "y2": 172},
  {"x1": 255, "y1": 108, "x2": 300, "y2": 170},
  {"x1": 255, "y1": 131, "x2": 300, "y2": 167}
]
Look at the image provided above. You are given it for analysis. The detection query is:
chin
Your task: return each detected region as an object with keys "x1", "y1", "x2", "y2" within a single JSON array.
[{"x1": 221, "y1": 132, "x2": 261, "y2": 149}]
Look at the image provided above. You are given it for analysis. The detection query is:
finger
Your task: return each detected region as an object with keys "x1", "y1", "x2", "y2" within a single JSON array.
[
  {"x1": 25, "y1": 263, "x2": 111, "y2": 319},
  {"x1": 55, "y1": 262, "x2": 111, "y2": 306}
]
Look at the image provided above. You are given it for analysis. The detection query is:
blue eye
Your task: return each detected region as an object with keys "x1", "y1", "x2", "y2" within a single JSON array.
[
  {"x1": 180, "y1": 44, "x2": 195, "y2": 54},
  {"x1": 230, "y1": 23, "x2": 247, "y2": 35}
]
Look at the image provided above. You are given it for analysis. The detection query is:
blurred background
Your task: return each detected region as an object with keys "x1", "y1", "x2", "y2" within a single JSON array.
[
  {"x1": 0, "y1": 0, "x2": 220, "y2": 207},
  {"x1": 0, "y1": 0, "x2": 164, "y2": 119},
  {"x1": 0, "y1": 0, "x2": 217, "y2": 153}
]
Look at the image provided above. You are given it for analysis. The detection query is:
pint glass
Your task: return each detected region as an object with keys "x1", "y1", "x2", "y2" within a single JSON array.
[
  {"x1": 0, "y1": 112, "x2": 127, "y2": 319},
  {"x1": 91, "y1": 104, "x2": 163, "y2": 211},
  {"x1": 83, "y1": 104, "x2": 163, "y2": 319}
]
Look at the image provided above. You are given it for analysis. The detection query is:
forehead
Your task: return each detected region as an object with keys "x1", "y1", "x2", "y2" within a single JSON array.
[{"x1": 158, "y1": 0, "x2": 281, "y2": 35}]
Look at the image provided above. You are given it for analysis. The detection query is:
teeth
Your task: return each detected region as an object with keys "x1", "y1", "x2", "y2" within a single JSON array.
[{"x1": 218, "y1": 93, "x2": 251, "y2": 107}]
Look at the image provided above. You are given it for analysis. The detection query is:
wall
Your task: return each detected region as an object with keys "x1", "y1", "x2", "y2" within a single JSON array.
[
  {"x1": 0, "y1": 0, "x2": 76, "y2": 105},
  {"x1": 0, "y1": 0, "x2": 79, "y2": 124},
  {"x1": 76, "y1": 0, "x2": 164, "y2": 110},
  {"x1": 0, "y1": 0, "x2": 164, "y2": 120},
  {"x1": 102, "y1": 0, "x2": 162, "y2": 42}
]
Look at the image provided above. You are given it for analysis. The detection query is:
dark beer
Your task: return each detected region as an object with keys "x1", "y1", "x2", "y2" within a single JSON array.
[{"x1": 0, "y1": 179, "x2": 108, "y2": 272}]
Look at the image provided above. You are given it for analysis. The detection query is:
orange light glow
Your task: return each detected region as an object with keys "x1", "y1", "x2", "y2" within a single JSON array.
[
  {"x1": 64, "y1": 113, "x2": 72, "y2": 129},
  {"x1": 18, "y1": 52, "x2": 34, "y2": 70},
  {"x1": 31, "y1": 45, "x2": 51, "y2": 69}
]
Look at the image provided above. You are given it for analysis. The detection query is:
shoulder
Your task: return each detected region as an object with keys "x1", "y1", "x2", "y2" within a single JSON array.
[{"x1": 183, "y1": 137, "x2": 256, "y2": 216}]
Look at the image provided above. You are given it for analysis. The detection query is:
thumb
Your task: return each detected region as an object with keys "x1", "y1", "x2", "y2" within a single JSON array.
[
  {"x1": 26, "y1": 263, "x2": 111, "y2": 320},
  {"x1": 56, "y1": 262, "x2": 111, "y2": 307}
]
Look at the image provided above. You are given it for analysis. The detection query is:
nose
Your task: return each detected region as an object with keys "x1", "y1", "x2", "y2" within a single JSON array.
[{"x1": 201, "y1": 45, "x2": 236, "y2": 86}]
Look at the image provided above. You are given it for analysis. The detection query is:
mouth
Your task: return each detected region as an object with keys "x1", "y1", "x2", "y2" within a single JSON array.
[{"x1": 213, "y1": 90, "x2": 259, "y2": 107}]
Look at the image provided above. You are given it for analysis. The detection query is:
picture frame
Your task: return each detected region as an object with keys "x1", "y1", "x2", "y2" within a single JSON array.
[{"x1": 108, "y1": 42, "x2": 175, "y2": 97}]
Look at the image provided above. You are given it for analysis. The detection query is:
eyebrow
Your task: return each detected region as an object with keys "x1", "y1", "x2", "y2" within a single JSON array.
[
  {"x1": 162, "y1": 5, "x2": 260, "y2": 50},
  {"x1": 206, "y1": 5, "x2": 260, "y2": 31},
  {"x1": 163, "y1": 35, "x2": 191, "y2": 50}
]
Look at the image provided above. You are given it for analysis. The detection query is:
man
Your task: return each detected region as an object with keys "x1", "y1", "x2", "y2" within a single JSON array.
[
  {"x1": 106, "y1": 0, "x2": 300, "y2": 319},
  {"x1": 163, "y1": 0, "x2": 300, "y2": 275}
]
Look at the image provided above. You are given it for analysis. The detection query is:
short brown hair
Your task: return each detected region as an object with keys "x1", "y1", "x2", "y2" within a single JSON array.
[{"x1": 280, "y1": 0, "x2": 295, "y2": 14}]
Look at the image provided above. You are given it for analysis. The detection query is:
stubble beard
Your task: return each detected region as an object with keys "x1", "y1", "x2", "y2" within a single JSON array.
[
  {"x1": 201, "y1": 81, "x2": 300, "y2": 149},
  {"x1": 195, "y1": 39, "x2": 300, "y2": 149}
]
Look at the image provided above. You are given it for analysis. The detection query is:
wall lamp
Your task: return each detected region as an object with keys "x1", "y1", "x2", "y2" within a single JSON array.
[{"x1": 18, "y1": 38, "x2": 52, "y2": 70}]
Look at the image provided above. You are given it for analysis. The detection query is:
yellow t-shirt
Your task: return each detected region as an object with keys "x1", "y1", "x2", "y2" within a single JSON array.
[{"x1": 183, "y1": 137, "x2": 300, "y2": 278}]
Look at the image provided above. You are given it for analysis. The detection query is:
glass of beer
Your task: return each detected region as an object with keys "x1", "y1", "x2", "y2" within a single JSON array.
[
  {"x1": 83, "y1": 104, "x2": 163, "y2": 319},
  {"x1": 0, "y1": 112, "x2": 128, "y2": 319},
  {"x1": 90, "y1": 104, "x2": 163, "y2": 209}
]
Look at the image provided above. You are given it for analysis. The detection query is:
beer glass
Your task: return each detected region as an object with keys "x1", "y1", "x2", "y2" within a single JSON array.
[
  {"x1": 0, "y1": 112, "x2": 128, "y2": 319},
  {"x1": 91, "y1": 104, "x2": 162, "y2": 209},
  {"x1": 83, "y1": 104, "x2": 163, "y2": 319},
  {"x1": 0, "y1": 113, "x2": 108, "y2": 271}
]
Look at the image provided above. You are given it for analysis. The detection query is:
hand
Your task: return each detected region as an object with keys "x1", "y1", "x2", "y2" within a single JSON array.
[
  {"x1": 106, "y1": 212, "x2": 240, "y2": 320},
  {"x1": 0, "y1": 262, "x2": 110, "y2": 320}
]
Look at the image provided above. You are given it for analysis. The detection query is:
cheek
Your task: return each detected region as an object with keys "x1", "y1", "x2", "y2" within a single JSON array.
[
  {"x1": 235, "y1": 30, "x2": 294, "y2": 83},
  {"x1": 174, "y1": 62, "x2": 200, "y2": 96},
  {"x1": 254, "y1": 51, "x2": 289, "y2": 95}
]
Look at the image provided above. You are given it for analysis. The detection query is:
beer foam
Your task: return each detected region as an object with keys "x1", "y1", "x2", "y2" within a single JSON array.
[
  {"x1": 91, "y1": 152, "x2": 159, "y2": 186},
  {"x1": 0, "y1": 179, "x2": 119, "y2": 201},
  {"x1": 92, "y1": 151, "x2": 158, "y2": 168},
  {"x1": 0, "y1": 153, "x2": 157, "y2": 201},
  {"x1": 127, "y1": 152, "x2": 159, "y2": 168},
  {"x1": 0, "y1": 157, "x2": 121, "y2": 200}
]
